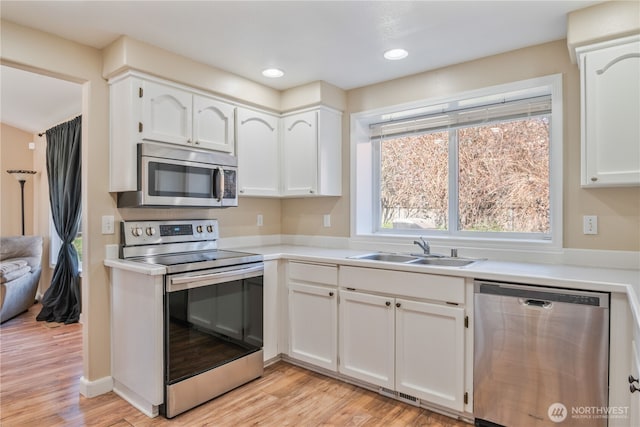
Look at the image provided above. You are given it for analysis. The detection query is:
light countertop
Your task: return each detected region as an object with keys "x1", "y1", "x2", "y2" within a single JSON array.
[{"x1": 105, "y1": 243, "x2": 640, "y2": 327}]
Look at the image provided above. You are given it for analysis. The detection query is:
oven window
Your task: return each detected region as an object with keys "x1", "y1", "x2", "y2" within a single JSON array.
[
  {"x1": 149, "y1": 161, "x2": 214, "y2": 198},
  {"x1": 165, "y1": 276, "x2": 263, "y2": 384}
]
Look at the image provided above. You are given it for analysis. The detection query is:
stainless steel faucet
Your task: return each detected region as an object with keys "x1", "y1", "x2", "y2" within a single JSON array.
[{"x1": 413, "y1": 237, "x2": 430, "y2": 255}]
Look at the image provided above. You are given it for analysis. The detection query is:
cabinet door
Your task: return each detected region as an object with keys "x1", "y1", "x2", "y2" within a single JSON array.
[
  {"x1": 582, "y1": 38, "x2": 640, "y2": 186},
  {"x1": 395, "y1": 298, "x2": 465, "y2": 412},
  {"x1": 282, "y1": 110, "x2": 318, "y2": 196},
  {"x1": 339, "y1": 290, "x2": 395, "y2": 389},
  {"x1": 193, "y1": 95, "x2": 236, "y2": 153},
  {"x1": 237, "y1": 108, "x2": 280, "y2": 196},
  {"x1": 141, "y1": 80, "x2": 192, "y2": 145},
  {"x1": 288, "y1": 282, "x2": 337, "y2": 371}
]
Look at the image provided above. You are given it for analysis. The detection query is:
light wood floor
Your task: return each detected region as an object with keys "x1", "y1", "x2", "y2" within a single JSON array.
[{"x1": 1, "y1": 304, "x2": 470, "y2": 427}]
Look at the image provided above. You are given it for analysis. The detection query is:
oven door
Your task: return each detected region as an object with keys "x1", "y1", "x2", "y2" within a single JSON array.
[{"x1": 163, "y1": 263, "x2": 264, "y2": 417}]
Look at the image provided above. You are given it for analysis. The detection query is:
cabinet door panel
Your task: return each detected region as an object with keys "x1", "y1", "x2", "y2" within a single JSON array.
[
  {"x1": 141, "y1": 81, "x2": 192, "y2": 145},
  {"x1": 583, "y1": 38, "x2": 640, "y2": 186},
  {"x1": 282, "y1": 111, "x2": 318, "y2": 195},
  {"x1": 396, "y1": 298, "x2": 465, "y2": 411},
  {"x1": 339, "y1": 290, "x2": 395, "y2": 388},
  {"x1": 288, "y1": 282, "x2": 337, "y2": 371},
  {"x1": 237, "y1": 108, "x2": 280, "y2": 196},
  {"x1": 194, "y1": 95, "x2": 236, "y2": 153}
]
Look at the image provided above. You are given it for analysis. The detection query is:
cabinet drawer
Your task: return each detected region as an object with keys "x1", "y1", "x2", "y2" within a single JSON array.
[
  {"x1": 339, "y1": 266, "x2": 464, "y2": 304},
  {"x1": 289, "y1": 261, "x2": 337, "y2": 286}
]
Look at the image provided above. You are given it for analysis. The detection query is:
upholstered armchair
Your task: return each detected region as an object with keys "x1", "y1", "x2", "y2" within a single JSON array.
[{"x1": 0, "y1": 236, "x2": 43, "y2": 323}]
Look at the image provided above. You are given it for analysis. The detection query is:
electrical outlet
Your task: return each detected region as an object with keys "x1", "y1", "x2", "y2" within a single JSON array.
[
  {"x1": 257, "y1": 214, "x2": 263, "y2": 227},
  {"x1": 101, "y1": 215, "x2": 115, "y2": 234},
  {"x1": 583, "y1": 215, "x2": 598, "y2": 235},
  {"x1": 323, "y1": 214, "x2": 331, "y2": 227}
]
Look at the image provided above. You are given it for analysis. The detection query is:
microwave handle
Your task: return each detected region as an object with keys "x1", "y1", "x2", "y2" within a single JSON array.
[{"x1": 216, "y1": 167, "x2": 224, "y2": 202}]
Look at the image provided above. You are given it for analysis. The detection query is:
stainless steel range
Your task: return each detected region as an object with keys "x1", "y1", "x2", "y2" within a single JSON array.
[{"x1": 120, "y1": 219, "x2": 264, "y2": 418}]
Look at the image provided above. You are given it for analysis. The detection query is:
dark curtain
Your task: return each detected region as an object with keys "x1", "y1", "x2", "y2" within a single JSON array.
[{"x1": 37, "y1": 115, "x2": 82, "y2": 324}]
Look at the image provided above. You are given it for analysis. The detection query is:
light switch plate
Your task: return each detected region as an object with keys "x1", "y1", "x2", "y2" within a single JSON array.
[
  {"x1": 257, "y1": 214, "x2": 263, "y2": 227},
  {"x1": 583, "y1": 215, "x2": 598, "y2": 235},
  {"x1": 102, "y1": 215, "x2": 115, "y2": 234},
  {"x1": 323, "y1": 214, "x2": 331, "y2": 227}
]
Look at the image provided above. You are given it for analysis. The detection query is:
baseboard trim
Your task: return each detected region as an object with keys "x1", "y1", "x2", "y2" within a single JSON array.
[{"x1": 79, "y1": 375, "x2": 113, "y2": 398}]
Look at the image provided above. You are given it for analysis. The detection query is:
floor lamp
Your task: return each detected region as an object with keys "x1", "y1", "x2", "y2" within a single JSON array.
[{"x1": 6, "y1": 170, "x2": 37, "y2": 236}]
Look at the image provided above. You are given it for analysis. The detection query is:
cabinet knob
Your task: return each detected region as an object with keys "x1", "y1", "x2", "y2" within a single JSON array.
[
  {"x1": 385, "y1": 301, "x2": 391, "y2": 307},
  {"x1": 631, "y1": 384, "x2": 640, "y2": 393},
  {"x1": 629, "y1": 375, "x2": 639, "y2": 384},
  {"x1": 329, "y1": 292, "x2": 334, "y2": 297},
  {"x1": 309, "y1": 190, "x2": 315, "y2": 194},
  {"x1": 396, "y1": 303, "x2": 401, "y2": 308},
  {"x1": 194, "y1": 140, "x2": 200, "y2": 145},
  {"x1": 591, "y1": 177, "x2": 598, "y2": 182},
  {"x1": 239, "y1": 189, "x2": 244, "y2": 194}
]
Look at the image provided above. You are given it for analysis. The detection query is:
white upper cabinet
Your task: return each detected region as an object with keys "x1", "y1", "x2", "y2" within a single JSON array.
[
  {"x1": 236, "y1": 108, "x2": 280, "y2": 196},
  {"x1": 282, "y1": 107, "x2": 342, "y2": 197},
  {"x1": 192, "y1": 95, "x2": 236, "y2": 153},
  {"x1": 577, "y1": 35, "x2": 640, "y2": 187},
  {"x1": 140, "y1": 80, "x2": 236, "y2": 154},
  {"x1": 140, "y1": 80, "x2": 193, "y2": 146}
]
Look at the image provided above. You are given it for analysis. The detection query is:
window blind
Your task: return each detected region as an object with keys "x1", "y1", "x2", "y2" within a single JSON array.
[{"x1": 370, "y1": 94, "x2": 552, "y2": 138}]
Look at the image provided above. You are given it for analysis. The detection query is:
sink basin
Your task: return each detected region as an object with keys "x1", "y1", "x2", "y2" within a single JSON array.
[
  {"x1": 349, "y1": 253, "x2": 419, "y2": 263},
  {"x1": 407, "y1": 257, "x2": 476, "y2": 267},
  {"x1": 349, "y1": 252, "x2": 479, "y2": 267}
]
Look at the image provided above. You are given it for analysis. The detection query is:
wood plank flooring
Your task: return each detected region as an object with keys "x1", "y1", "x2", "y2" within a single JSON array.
[{"x1": 1, "y1": 304, "x2": 470, "y2": 427}]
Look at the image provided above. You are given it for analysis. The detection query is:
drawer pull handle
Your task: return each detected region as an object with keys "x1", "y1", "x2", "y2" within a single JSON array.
[
  {"x1": 385, "y1": 301, "x2": 391, "y2": 307},
  {"x1": 329, "y1": 292, "x2": 334, "y2": 297}
]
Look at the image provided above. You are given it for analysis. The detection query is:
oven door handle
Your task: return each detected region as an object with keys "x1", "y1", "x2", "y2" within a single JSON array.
[{"x1": 168, "y1": 264, "x2": 264, "y2": 291}]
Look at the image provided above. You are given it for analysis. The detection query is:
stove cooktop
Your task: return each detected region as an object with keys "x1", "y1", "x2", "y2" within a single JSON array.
[{"x1": 131, "y1": 250, "x2": 263, "y2": 274}]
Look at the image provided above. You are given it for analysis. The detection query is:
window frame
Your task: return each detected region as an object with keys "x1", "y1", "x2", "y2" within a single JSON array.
[{"x1": 350, "y1": 74, "x2": 563, "y2": 250}]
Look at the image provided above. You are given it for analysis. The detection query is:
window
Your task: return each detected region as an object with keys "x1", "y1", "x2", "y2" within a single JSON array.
[
  {"x1": 352, "y1": 75, "x2": 562, "y2": 247},
  {"x1": 50, "y1": 215, "x2": 82, "y2": 270}
]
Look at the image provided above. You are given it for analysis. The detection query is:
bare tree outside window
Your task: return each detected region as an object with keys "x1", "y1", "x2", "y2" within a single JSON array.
[
  {"x1": 380, "y1": 131, "x2": 448, "y2": 230},
  {"x1": 379, "y1": 117, "x2": 550, "y2": 234}
]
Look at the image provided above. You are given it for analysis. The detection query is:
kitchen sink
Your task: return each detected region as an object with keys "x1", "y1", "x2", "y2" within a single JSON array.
[
  {"x1": 349, "y1": 252, "x2": 479, "y2": 267},
  {"x1": 350, "y1": 253, "x2": 419, "y2": 263},
  {"x1": 407, "y1": 257, "x2": 476, "y2": 267}
]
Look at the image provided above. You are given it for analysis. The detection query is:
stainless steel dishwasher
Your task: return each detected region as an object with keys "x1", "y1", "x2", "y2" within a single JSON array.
[{"x1": 474, "y1": 280, "x2": 609, "y2": 427}]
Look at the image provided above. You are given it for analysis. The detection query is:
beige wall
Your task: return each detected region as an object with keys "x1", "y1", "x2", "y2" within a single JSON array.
[
  {"x1": 323, "y1": 39, "x2": 637, "y2": 251},
  {"x1": 0, "y1": 123, "x2": 36, "y2": 237},
  {"x1": 567, "y1": 1, "x2": 640, "y2": 62},
  {"x1": 1, "y1": 126, "x2": 55, "y2": 300}
]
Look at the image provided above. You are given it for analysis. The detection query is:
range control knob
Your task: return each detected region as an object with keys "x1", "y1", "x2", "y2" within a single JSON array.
[
  {"x1": 145, "y1": 227, "x2": 156, "y2": 236},
  {"x1": 207, "y1": 225, "x2": 214, "y2": 233},
  {"x1": 132, "y1": 227, "x2": 143, "y2": 237},
  {"x1": 196, "y1": 225, "x2": 203, "y2": 233}
]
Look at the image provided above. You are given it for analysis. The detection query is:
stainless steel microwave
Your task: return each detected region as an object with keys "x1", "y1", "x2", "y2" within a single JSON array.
[{"x1": 117, "y1": 142, "x2": 238, "y2": 208}]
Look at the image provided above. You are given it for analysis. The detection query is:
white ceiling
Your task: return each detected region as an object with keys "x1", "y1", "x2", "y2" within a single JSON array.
[{"x1": 0, "y1": 0, "x2": 601, "y2": 134}]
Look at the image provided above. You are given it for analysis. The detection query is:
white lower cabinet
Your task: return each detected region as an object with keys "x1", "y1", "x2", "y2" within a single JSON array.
[
  {"x1": 395, "y1": 298, "x2": 465, "y2": 411},
  {"x1": 339, "y1": 289, "x2": 465, "y2": 412},
  {"x1": 339, "y1": 290, "x2": 395, "y2": 388},
  {"x1": 287, "y1": 261, "x2": 338, "y2": 371}
]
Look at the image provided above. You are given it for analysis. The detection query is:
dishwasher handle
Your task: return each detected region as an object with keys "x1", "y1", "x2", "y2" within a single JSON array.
[{"x1": 520, "y1": 298, "x2": 552, "y2": 309}]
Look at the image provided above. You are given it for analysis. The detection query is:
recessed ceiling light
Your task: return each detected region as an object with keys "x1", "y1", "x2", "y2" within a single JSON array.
[
  {"x1": 384, "y1": 48, "x2": 409, "y2": 61},
  {"x1": 262, "y1": 68, "x2": 284, "y2": 78}
]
